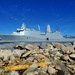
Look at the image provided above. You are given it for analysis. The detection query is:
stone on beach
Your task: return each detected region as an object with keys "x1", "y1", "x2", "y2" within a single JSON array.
[
  {"x1": 0, "y1": 42, "x2": 75, "y2": 75},
  {"x1": 25, "y1": 44, "x2": 39, "y2": 50}
]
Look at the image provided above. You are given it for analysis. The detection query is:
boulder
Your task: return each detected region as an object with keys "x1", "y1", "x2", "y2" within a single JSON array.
[
  {"x1": 48, "y1": 66, "x2": 56, "y2": 74},
  {"x1": 60, "y1": 55, "x2": 70, "y2": 61},
  {"x1": 12, "y1": 49, "x2": 25, "y2": 57},
  {"x1": 69, "y1": 54, "x2": 75, "y2": 58},
  {"x1": 25, "y1": 44, "x2": 39, "y2": 50},
  {"x1": 0, "y1": 50, "x2": 12, "y2": 61},
  {"x1": 22, "y1": 51, "x2": 32, "y2": 57}
]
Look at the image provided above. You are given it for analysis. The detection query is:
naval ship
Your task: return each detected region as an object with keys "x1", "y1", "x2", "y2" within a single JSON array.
[{"x1": 0, "y1": 23, "x2": 75, "y2": 43}]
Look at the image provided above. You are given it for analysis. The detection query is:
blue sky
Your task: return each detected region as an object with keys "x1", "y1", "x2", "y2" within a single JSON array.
[{"x1": 0, "y1": 0, "x2": 75, "y2": 35}]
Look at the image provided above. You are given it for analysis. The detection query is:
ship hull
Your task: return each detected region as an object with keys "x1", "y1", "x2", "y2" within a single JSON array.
[{"x1": 0, "y1": 34, "x2": 75, "y2": 43}]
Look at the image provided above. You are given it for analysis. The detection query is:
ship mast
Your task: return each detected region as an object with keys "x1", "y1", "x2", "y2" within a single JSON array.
[
  {"x1": 21, "y1": 23, "x2": 26, "y2": 30},
  {"x1": 38, "y1": 25, "x2": 40, "y2": 31},
  {"x1": 46, "y1": 24, "x2": 51, "y2": 33}
]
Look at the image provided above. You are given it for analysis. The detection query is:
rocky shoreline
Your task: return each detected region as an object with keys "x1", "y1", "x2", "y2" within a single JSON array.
[{"x1": 0, "y1": 42, "x2": 75, "y2": 75}]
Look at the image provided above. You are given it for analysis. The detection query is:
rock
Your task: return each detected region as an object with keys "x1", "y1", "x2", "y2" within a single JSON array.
[
  {"x1": 12, "y1": 49, "x2": 25, "y2": 57},
  {"x1": 38, "y1": 71, "x2": 49, "y2": 75},
  {"x1": 14, "y1": 45, "x2": 25, "y2": 50},
  {"x1": 52, "y1": 42, "x2": 64, "y2": 49},
  {"x1": 52, "y1": 42, "x2": 74, "y2": 54},
  {"x1": 22, "y1": 51, "x2": 32, "y2": 57},
  {"x1": 56, "y1": 70, "x2": 65, "y2": 75},
  {"x1": 60, "y1": 55, "x2": 70, "y2": 61},
  {"x1": 0, "y1": 42, "x2": 75, "y2": 75},
  {"x1": 48, "y1": 66, "x2": 56, "y2": 74},
  {"x1": 8, "y1": 71, "x2": 19, "y2": 75},
  {"x1": 55, "y1": 66, "x2": 61, "y2": 70},
  {"x1": 20, "y1": 59, "x2": 27, "y2": 65},
  {"x1": 26, "y1": 57, "x2": 34, "y2": 64},
  {"x1": 0, "y1": 69, "x2": 4, "y2": 75},
  {"x1": 25, "y1": 71, "x2": 39, "y2": 75},
  {"x1": 15, "y1": 57, "x2": 22, "y2": 64},
  {"x1": 9, "y1": 55, "x2": 15, "y2": 63},
  {"x1": 56, "y1": 52, "x2": 63, "y2": 57},
  {"x1": 46, "y1": 44, "x2": 54, "y2": 50},
  {"x1": 0, "y1": 63, "x2": 4, "y2": 68},
  {"x1": 56, "y1": 63, "x2": 68, "y2": 72},
  {"x1": 69, "y1": 54, "x2": 75, "y2": 58},
  {"x1": 50, "y1": 50, "x2": 58, "y2": 55},
  {"x1": 37, "y1": 54, "x2": 46, "y2": 59},
  {"x1": 0, "y1": 50, "x2": 12, "y2": 61},
  {"x1": 64, "y1": 43, "x2": 73, "y2": 46},
  {"x1": 41, "y1": 65, "x2": 48, "y2": 72},
  {"x1": 40, "y1": 43, "x2": 48, "y2": 49},
  {"x1": 22, "y1": 63, "x2": 38, "y2": 75},
  {"x1": 25, "y1": 44, "x2": 39, "y2": 50}
]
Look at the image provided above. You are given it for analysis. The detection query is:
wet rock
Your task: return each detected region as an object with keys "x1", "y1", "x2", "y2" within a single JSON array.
[{"x1": 48, "y1": 66, "x2": 56, "y2": 74}]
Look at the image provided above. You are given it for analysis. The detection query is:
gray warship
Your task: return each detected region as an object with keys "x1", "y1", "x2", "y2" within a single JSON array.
[{"x1": 0, "y1": 23, "x2": 75, "y2": 43}]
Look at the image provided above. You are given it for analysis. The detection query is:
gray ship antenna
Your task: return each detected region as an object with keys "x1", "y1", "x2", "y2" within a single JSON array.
[
  {"x1": 46, "y1": 24, "x2": 51, "y2": 33},
  {"x1": 21, "y1": 23, "x2": 26, "y2": 30},
  {"x1": 38, "y1": 25, "x2": 40, "y2": 31}
]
